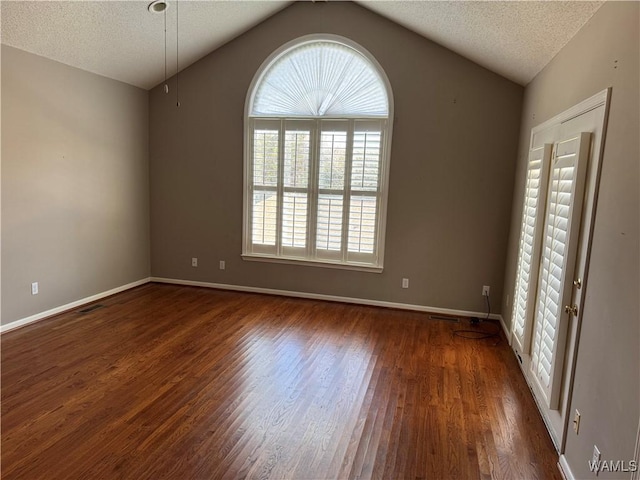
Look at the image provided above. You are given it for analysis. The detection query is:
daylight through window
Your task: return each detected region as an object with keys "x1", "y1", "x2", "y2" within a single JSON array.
[{"x1": 243, "y1": 36, "x2": 393, "y2": 271}]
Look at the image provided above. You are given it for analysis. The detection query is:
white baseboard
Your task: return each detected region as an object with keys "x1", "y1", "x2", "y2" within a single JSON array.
[
  {"x1": 497, "y1": 315, "x2": 511, "y2": 344},
  {"x1": 3, "y1": 276, "x2": 509, "y2": 336},
  {"x1": 150, "y1": 277, "x2": 504, "y2": 322},
  {"x1": 558, "y1": 454, "x2": 576, "y2": 480},
  {"x1": 0, "y1": 278, "x2": 151, "y2": 334}
]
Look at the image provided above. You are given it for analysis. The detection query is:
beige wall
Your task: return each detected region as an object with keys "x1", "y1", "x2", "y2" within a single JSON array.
[
  {"x1": 149, "y1": 1, "x2": 523, "y2": 314},
  {"x1": 1, "y1": 45, "x2": 150, "y2": 325},
  {"x1": 501, "y1": 2, "x2": 639, "y2": 477}
]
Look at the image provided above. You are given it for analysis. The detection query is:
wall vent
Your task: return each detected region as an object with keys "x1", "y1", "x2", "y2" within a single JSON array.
[
  {"x1": 428, "y1": 314, "x2": 460, "y2": 322},
  {"x1": 77, "y1": 304, "x2": 104, "y2": 314}
]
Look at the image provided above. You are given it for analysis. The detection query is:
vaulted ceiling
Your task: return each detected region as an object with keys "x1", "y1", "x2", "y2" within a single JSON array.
[{"x1": 1, "y1": 1, "x2": 604, "y2": 90}]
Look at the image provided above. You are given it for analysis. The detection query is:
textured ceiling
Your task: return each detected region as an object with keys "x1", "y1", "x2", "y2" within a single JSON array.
[
  {"x1": 1, "y1": 1, "x2": 604, "y2": 90},
  {"x1": 357, "y1": 0, "x2": 605, "y2": 85},
  {"x1": 1, "y1": 1, "x2": 290, "y2": 90}
]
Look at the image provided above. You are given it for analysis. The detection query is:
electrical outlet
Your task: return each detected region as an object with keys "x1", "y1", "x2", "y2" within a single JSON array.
[
  {"x1": 482, "y1": 285, "x2": 490, "y2": 296},
  {"x1": 219, "y1": 260, "x2": 226, "y2": 270},
  {"x1": 592, "y1": 445, "x2": 601, "y2": 475},
  {"x1": 192, "y1": 257, "x2": 198, "y2": 267},
  {"x1": 573, "y1": 410, "x2": 580, "y2": 434},
  {"x1": 31, "y1": 282, "x2": 39, "y2": 295},
  {"x1": 402, "y1": 278, "x2": 409, "y2": 289}
]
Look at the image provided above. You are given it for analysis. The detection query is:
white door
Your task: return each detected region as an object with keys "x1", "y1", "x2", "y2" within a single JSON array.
[
  {"x1": 511, "y1": 144, "x2": 553, "y2": 356},
  {"x1": 529, "y1": 132, "x2": 591, "y2": 410},
  {"x1": 511, "y1": 89, "x2": 610, "y2": 449}
]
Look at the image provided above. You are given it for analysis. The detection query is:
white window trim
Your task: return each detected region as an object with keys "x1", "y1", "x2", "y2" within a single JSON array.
[
  {"x1": 242, "y1": 34, "x2": 394, "y2": 272},
  {"x1": 241, "y1": 254, "x2": 383, "y2": 273}
]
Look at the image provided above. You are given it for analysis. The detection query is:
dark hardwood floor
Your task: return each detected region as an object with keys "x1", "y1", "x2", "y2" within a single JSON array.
[{"x1": 1, "y1": 283, "x2": 560, "y2": 479}]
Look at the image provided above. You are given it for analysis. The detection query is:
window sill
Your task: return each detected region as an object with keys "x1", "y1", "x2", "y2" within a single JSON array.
[{"x1": 241, "y1": 254, "x2": 383, "y2": 273}]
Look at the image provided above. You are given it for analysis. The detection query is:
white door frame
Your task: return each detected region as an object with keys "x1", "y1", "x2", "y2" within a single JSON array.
[
  {"x1": 632, "y1": 419, "x2": 640, "y2": 480},
  {"x1": 510, "y1": 88, "x2": 611, "y2": 451}
]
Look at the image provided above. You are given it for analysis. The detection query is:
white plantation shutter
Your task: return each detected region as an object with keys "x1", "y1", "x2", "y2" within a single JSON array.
[
  {"x1": 244, "y1": 36, "x2": 392, "y2": 270},
  {"x1": 282, "y1": 192, "x2": 307, "y2": 249},
  {"x1": 351, "y1": 129, "x2": 381, "y2": 191},
  {"x1": 530, "y1": 132, "x2": 591, "y2": 409},
  {"x1": 316, "y1": 195, "x2": 344, "y2": 252},
  {"x1": 348, "y1": 196, "x2": 377, "y2": 254},
  {"x1": 511, "y1": 145, "x2": 552, "y2": 355},
  {"x1": 246, "y1": 118, "x2": 386, "y2": 266},
  {"x1": 316, "y1": 122, "x2": 348, "y2": 261},
  {"x1": 251, "y1": 121, "x2": 280, "y2": 253},
  {"x1": 347, "y1": 122, "x2": 382, "y2": 263},
  {"x1": 281, "y1": 122, "x2": 312, "y2": 256}
]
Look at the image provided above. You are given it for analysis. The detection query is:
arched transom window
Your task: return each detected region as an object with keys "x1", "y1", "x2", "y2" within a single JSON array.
[{"x1": 243, "y1": 35, "x2": 393, "y2": 271}]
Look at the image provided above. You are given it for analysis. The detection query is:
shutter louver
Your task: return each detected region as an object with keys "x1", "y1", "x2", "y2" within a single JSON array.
[
  {"x1": 318, "y1": 130, "x2": 347, "y2": 190},
  {"x1": 530, "y1": 133, "x2": 591, "y2": 409},
  {"x1": 532, "y1": 164, "x2": 575, "y2": 390},
  {"x1": 251, "y1": 127, "x2": 279, "y2": 248},
  {"x1": 351, "y1": 130, "x2": 381, "y2": 191},
  {"x1": 252, "y1": 191, "x2": 277, "y2": 246},
  {"x1": 316, "y1": 128, "x2": 348, "y2": 257},
  {"x1": 282, "y1": 193, "x2": 307, "y2": 249},
  {"x1": 316, "y1": 195, "x2": 344, "y2": 252},
  {"x1": 346, "y1": 122, "x2": 383, "y2": 262},
  {"x1": 281, "y1": 128, "x2": 311, "y2": 252},
  {"x1": 511, "y1": 145, "x2": 552, "y2": 355},
  {"x1": 348, "y1": 196, "x2": 377, "y2": 254}
]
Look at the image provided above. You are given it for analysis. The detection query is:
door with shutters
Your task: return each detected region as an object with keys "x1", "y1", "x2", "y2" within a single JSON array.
[
  {"x1": 510, "y1": 89, "x2": 610, "y2": 450},
  {"x1": 529, "y1": 132, "x2": 591, "y2": 410},
  {"x1": 511, "y1": 144, "x2": 553, "y2": 356}
]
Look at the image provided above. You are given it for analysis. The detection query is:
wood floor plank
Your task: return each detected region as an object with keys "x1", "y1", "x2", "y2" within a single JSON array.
[{"x1": 1, "y1": 283, "x2": 561, "y2": 479}]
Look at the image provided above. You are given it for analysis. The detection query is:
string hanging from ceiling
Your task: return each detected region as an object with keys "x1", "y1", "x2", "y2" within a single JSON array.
[
  {"x1": 176, "y1": 0, "x2": 180, "y2": 107},
  {"x1": 148, "y1": 0, "x2": 179, "y2": 106},
  {"x1": 164, "y1": 4, "x2": 168, "y2": 94}
]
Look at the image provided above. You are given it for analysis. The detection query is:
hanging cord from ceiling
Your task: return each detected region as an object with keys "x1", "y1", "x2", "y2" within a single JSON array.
[
  {"x1": 164, "y1": 5, "x2": 168, "y2": 94},
  {"x1": 148, "y1": 1, "x2": 170, "y2": 94},
  {"x1": 175, "y1": 0, "x2": 180, "y2": 107},
  {"x1": 453, "y1": 294, "x2": 502, "y2": 344}
]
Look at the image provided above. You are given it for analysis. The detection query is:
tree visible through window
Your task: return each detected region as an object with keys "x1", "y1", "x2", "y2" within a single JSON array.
[{"x1": 243, "y1": 35, "x2": 393, "y2": 270}]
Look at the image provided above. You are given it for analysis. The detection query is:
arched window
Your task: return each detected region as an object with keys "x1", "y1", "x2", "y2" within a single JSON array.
[{"x1": 243, "y1": 35, "x2": 393, "y2": 271}]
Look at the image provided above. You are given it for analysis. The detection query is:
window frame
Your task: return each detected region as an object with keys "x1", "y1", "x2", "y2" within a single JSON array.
[{"x1": 242, "y1": 34, "x2": 394, "y2": 273}]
